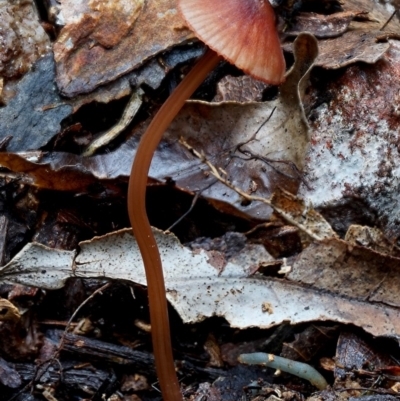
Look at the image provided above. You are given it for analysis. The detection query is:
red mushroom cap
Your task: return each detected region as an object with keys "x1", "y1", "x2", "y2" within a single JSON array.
[{"x1": 178, "y1": 0, "x2": 286, "y2": 85}]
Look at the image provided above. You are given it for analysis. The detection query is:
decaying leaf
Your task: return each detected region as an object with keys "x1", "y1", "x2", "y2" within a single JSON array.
[
  {"x1": 270, "y1": 189, "x2": 337, "y2": 241},
  {"x1": 54, "y1": 0, "x2": 194, "y2": 97},
  {"x1": 213, "y1": 75, "x2": 268, "y2": 103},
  {"x1": 181, "y1": 142, "x2": 336, "y2": 241},
  {"x1": 282, "y1": 0, "x2": 398, "y2": 69},
  {"x1": 289, "y1": 237, "x2": 400, "y2": 307},
  {"x1": 0, "y1": 34, "x2": 318, "y2": 222},
  {"x1": 0, "y1": 152, "x2": 100, "y2": 192},
  {"x1": 334, "y1": 332, "x2": 394, "y2": 384},
  {"x1": 315, "y1": 30, "x2": 391, "y2": 69},
  {"x1": 1, "y1": 228, "x2": 400, "y2": 341},
  {"x1": 0, "y1": 242, "x2": 75, "y2": 289},
  {"x1": 285, "y1": 11, "x2": 368, "y2": 39},
  {"x1": 83, "y1": 0, "x2": 145, "y2": 49},
  {"x1": 344, "y1": 0, "x2": 399, "y2": 32},
  {"x1": 0, "y1": 356, "x2": 21, "y2": 388},
  {"x1": 345, "y1": 225, "x2": 400, "y2": 258},
  {"x1": 69, "y1": 42, "x2": 205, "y2": 109},
  {"x1": 281, "y1": 325, "x2": 338, "y2": 362},
  {"x1": 0, "y1": 55, "x2": 72, "y2": 152},
  {"x1": 163, "y1": 33, "x2": 318, "y2": 220}
]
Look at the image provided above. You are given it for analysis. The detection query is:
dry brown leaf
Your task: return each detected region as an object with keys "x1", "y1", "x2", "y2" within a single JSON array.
[
  {"x1": 283, "y1": 0, "x2": 398, "y2": 70},
  {"x1": 54, "y1": 0, "x2": 193, "y2": 97},
  {"x1": 180, "y1": 143, "x2": 336, "y2": 241},
  {"x1": 281, "y1": 325, "x2": 338, "y2": 362},
  {"x1": 69, "y1": 43, "x2": 205, "y2": 110},
  {"x1": 289, "y1": 237, "x2": 400, "y2": 308},
  {"x1": 315, "y1": 29, "x2": 390, "y2": 68},
  {"x1": 213, "y1": 75, "x2": 268, "y2": 103},
  {"x1": 344, "y1": 0, "x2": 399, "y2": 32},
  {"x1": 286, "y1": 11, "x2": 368, "y2": 39},
  {"x1": 345, "y1": 225, "x2": 400, "y2": 258},
  {"x1": 270, "y1": 189, "x2": 338, "y2": 241},
  {"x1": 0, "y1": 152, "x2": 98, "y2": 192}
]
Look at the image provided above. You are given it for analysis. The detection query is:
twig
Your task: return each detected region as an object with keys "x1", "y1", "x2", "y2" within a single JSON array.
[
  {"x1": 82, "y1": 91, "x2": 143, "y2": 156},
  {"x1": 180, "y1": 138, "x2": 325, "y2": 241},
  {"x1": 7, "y1": 283, "x2": 112, "y2": 401},
  {"x1": 57, "y1": 282, "x2": 112, "y2": 353},
  {"x1": 166, "y1": 191, "x2": 202, "y2": 232},
  {"x1": 380, "y1": 9, "x2": 397, "y2": 31},
  {"x1": 165, "y1": 178, "x2": 218, "y2": 232},
  {"x1": 242, "y1": 221, "x2": 284, "y2": 236}
]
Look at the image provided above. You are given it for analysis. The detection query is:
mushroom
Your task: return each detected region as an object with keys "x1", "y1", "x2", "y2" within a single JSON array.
[{"x1": 127, "y1": 1, "x2": 286, "y2": 401}]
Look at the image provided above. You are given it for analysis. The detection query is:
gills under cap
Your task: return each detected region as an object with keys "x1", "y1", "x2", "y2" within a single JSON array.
[{"x1": 178, "y1": 0, "x2": 286, "y2": 85}]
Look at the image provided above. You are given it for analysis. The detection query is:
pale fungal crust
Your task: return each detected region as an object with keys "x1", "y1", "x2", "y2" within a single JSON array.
[{"x1": 178, "y1": 0, "x2": 286, "y2": 84}]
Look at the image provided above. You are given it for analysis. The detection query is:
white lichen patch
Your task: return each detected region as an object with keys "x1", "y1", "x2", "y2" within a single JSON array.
[{"x1": 300, "y1": 42, "x2": 400, "y2": 238}]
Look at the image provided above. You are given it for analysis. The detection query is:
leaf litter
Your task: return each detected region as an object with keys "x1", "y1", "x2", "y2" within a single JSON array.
[
  {"x1": 0, "y1": 33, "x2": 318, "y2": 219},
  {"x1": 54, "y1": 0, "x2": 194, "y2": 97},
  {"x1": 0, "y1": 0, "x2": 51, "y2": 104},
  {"x1": 1, "y1": 0, "x2": 400, "y2": 398},
  {"x1": 1, "y1": 222, "x2": 400, "y2": 342}
]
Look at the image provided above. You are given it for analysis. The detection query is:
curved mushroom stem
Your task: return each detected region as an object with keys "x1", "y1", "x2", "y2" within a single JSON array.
[{"x1": 127, "y1": 48, "x2": 221, "y2": 401}]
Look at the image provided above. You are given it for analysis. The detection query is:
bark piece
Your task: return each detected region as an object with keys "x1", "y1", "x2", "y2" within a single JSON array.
[
  {"x1": 13, "y1": 360, "x2": 111, "y2": 392},
  {"x1": 47, "y1": 329, "x2": 224, "y2": 380}
]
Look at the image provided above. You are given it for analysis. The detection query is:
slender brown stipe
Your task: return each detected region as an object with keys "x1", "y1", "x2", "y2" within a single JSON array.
[
  {"x1": 128, "y1": 49, "x2": 221, "y2": 401},
  {"x1": 128, "y1": 1, "x2": 286, "y2": 400}
]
